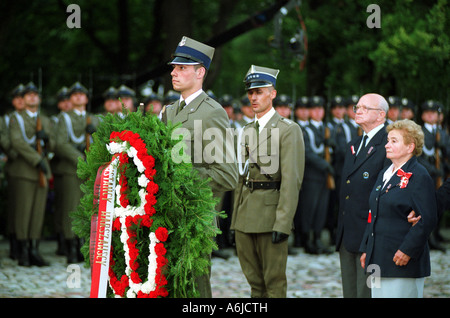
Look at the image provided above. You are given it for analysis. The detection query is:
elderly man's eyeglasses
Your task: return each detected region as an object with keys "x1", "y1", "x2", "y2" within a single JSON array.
[{"x1": 353, "y1": 105, "x2": 381, "y2": 113}]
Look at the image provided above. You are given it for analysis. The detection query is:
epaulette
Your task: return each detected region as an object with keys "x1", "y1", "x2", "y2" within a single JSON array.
[
  {"x1": 204, "y1": 96, "x2": 221, "y2": 109},
  {"x1": 279, "y1": 117, "x2": 293, "y2": 125}
]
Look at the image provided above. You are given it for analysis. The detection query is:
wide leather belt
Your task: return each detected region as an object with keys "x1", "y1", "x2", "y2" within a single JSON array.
[{"x1": 244, "y1": 180, "x2": 281, "y2": 191}]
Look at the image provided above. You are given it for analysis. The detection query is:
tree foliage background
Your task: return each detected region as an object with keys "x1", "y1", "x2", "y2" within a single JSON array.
[{"x1": 0, "y1": 0, "x2": 448, "y2": 119}]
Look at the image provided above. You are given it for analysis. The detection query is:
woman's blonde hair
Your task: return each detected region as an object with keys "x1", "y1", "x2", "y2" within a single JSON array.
[{"x1": 386, "y1": 119, "x2": 424, "y2": 156}]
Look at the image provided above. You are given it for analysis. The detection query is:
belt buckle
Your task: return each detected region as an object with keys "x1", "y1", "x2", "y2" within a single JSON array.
[{"x1": 246, "y1": 179, "x2": 254, "y2": 193}]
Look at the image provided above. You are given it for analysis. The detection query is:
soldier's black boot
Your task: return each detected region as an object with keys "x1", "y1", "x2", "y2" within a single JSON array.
[
  {"x1": 29, "y1": 240, "x2": 49, "y2": 266},
  {"x1": 77, "y1": 237, "x2": 85, "y2": 262},
  {"x1": 9, "y1": 233, "x2": 19, "y2": 260},
  {"x1": 18, "y1": 240, "x2": 30, "y2": 267},
  {"x1": 66, "y1": 239, "x2": 78, "y2": 264},
  {"x1": 56, "y1": 233, "x2": 67, "y2": 256}
]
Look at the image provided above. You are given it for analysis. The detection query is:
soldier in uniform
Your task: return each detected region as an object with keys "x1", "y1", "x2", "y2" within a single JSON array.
[
  {"x1": 294, "y1": 96, "x2": 310, "y2": 128},
  {"x1": 231, "y1": 65, "x2": 304, "y2": 297},
  {"x1": 297, "y1": 95, "x2": 335, "y2": 254},
  {"x1": 161, "y1": 36, "x2": 238, "y2": 297},
  {"x1": 143, "y1": 93, "x2": 162, "y2": 115},
  {"x1": 273, "y1": 94, "x2": 292, "y2": 119},
  {"x1": 51, "y1": 86, "x2": 73, "y2": 256},
  {"x1": 51, "y1": 87, "x2": 72, "y2": 127},
  {"x1": 102, "y1": 86, "x2": 119, "y2": 115},
  {"x1": 8, "y1": 82, "x2": 54, "y2": 266},
  {"x1": 387, "y1": 96, "x2": 401, "y2": 124},
  {"x1": 326, "y1": 95, "x2": 353, "y2": 245},
  {"x1": 53, "y1": 81, "x2": 100, "y2": 263},
  {"x1": 116, "y1": 84, "x2": 136, "y2": 115},
  {"x1": 400, "y1": 97, "x2": 416, "y2": 121},
  {"x1": 345, "y1": 95, "x2": 361, "y2": 139},
  {"x1": 417, "y1": 100, "x2": 447, "y2": 251},
  {"x1": 237, "y1": 95, "x2": 254, "y2": 127},
  {"x1": 3, "y1": 84, "x2": 25, "y2": 260}
]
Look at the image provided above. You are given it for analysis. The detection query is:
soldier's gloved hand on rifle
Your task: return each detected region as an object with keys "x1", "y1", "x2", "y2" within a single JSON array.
[
  {"x1": 36, "y1": 159, "x2": 48, "y2": 174},
  {"x1": 272, "y1": 231, "x2": 289, "y2": 244},
  {"x1": 36, "y1": 130, "x2": 49, "y2": 143},
  {"x1": 86, "y1": 124, "x2": 96, "y2": 135}
]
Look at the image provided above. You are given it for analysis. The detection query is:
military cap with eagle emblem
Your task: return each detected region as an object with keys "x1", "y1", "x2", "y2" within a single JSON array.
[
  {"x1": 243, "y1": 65, "x2": 279, "y2": 91},
  {"x1": 169, "y1": 36, "x2": 215, "y2": 70}
]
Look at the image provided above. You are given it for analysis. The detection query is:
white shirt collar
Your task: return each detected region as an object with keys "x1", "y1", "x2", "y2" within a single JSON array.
[
  {"x1": 310, "y1": 119, "x2": 323, "y2": 129},
  {"x1": 74, "y1": 109, "x2": 86, "y2": 117},
  {"x1": 297, "y1": 119, "x2": 309, "y2": 127},
  {"x1": 364, "y1": 123, "x2": 385, "y2": 143},
  {"x1": 180, "y1": 89, "x2": 203, "y2": 106},
  {"x1": 382, "y1": 161, "x2": 408, "y2": 188},
  {"x1": 25, "y1": 109, "x2": 37, "y2": 118},
  {"x1": 254, "y1": 107, "x2": 276, "y2": 131},
  {"x1": 424, "y1": 123, "x2": 436, "y2": 133}
]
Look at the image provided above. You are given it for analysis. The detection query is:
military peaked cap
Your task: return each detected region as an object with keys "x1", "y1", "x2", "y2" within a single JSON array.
[
  {"x1": 69, "y1": 82, "x2": 88, "y2": 95},
  {"x1": 170, "y1": 36, "x2": 215, "y2": 70},
  {"x1": 244, "y1": 65, "x2": 279, "y2": 91}
]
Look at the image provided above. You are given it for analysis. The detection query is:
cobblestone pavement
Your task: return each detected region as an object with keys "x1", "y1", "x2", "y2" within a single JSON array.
[{"x1": 0, "y1": 232, "x2": 449, "y2": 298}]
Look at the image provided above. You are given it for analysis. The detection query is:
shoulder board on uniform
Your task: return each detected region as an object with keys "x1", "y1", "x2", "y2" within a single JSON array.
[
  {"x1": 203, "y1": 96, "x2": 221, "y2": 109},
  {"x1": 279, "y1": 117, "x2": 293, "y2": 125}
]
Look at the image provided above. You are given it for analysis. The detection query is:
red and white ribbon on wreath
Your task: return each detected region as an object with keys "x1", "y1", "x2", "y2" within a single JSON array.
[
  {"x1": 90, "y1": 155, "x2": 119, "y2": 298},
  {"x1": 89, "y1": 130, "x2": 168, "y2": 298}
]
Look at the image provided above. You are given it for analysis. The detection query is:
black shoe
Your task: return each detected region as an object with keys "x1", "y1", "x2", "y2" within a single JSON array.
[
  {"x1": 304, "y1": 240, "x2": 318, "y2": 254},
  {"x1": 9, "y1": 233, "x2": 19, "y2": 260},
  {"x1": 56, "y1": 233, "x2": 67, "y2": 256},
  {"x1": 18, "y1": 240, "x2": 30, "y2": 267},
  {"x1": 66, "y1": 239, "x2": 79, "y2": 264},
  {"x1": 29, "y1": 240, "x2": 49, "y2": 266},
  {"x1": 314, "y1": 239, "x2": 333, "y2": 255},
  {"x1": 212, "y1": 249, "x2": 231, "y2": 260},
  {"x1": 77, "y1": 238, "x2": 85, "y2": 262}
]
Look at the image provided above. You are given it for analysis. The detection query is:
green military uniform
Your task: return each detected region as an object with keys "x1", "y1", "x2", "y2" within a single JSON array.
[
  {"x1": 161, "y1": 92, "x2": 238, "y2": 194},
  {"x1": 3, "y1": 84, "x2": 26, "y2": 260},
  {"x1": 231, "y1": 65, "x2": 305, "y2": 297},
  {"x1": 162, "y1": 36, "x2": 238, "y2": 297},
  {"x1": 51, "y1": 86, "x2": 71, "y2": 255},
  {"x1": 53, "y1": 82, "x2": 100, "y2": 263},
  {"x1": 8, "y1": 82, "x2": 54, "y2": 266}
]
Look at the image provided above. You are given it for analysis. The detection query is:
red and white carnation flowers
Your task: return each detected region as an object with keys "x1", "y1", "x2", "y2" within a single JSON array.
[{"x1": 106, "y1": 130, "x2": 168, "y2": 298}]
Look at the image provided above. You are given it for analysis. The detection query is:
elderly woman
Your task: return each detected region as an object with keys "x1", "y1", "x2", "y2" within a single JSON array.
[{"x1": 359, "y1": 119, "x2": 437, "y2": 298}]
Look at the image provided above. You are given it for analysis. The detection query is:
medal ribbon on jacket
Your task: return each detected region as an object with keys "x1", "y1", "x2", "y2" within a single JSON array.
[{"x1": 397, "y1": 168, "x2": 412, "y2": 189}]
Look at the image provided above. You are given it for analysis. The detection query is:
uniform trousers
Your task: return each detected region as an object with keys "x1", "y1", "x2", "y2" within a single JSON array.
[
  {"x1": 60, "y1": 174, "x2": 82, "y2": 239},
  {"x1": 52, "y1": 174, "x2": 64, "y2": 235},
  {"x1": 298, "y1": 179, "x2": 329, "y2": 237},
  {"x1": 14, "y1": 178, "x2": 48, "y2": 240},
  {"x1": 235, "y1": 230, "x2": 288, "y2": 298},
  {"x1": 7, "y1": 174, "x2": 17, "y2": 235},
  {"x1": 371, "y1": 277, "x2": 425, "y2": 298},
  {"x1": 339, "y1": 244, "x2": 371, "y2": 298}
]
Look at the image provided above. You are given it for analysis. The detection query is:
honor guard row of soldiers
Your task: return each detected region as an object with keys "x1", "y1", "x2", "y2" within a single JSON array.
[{"x1": 1, "y1": 83, "x2": 448, "y2": 266}]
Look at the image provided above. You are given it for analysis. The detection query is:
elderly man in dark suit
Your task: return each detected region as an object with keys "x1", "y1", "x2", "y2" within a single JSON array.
[{"x1": 336, "y1": 93, "x2": 390, "y2": 298}]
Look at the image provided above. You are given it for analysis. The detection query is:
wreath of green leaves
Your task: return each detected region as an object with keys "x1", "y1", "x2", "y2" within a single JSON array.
[{"x1": 71, "y1": 110, "x2": 222, "y2": 298}]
